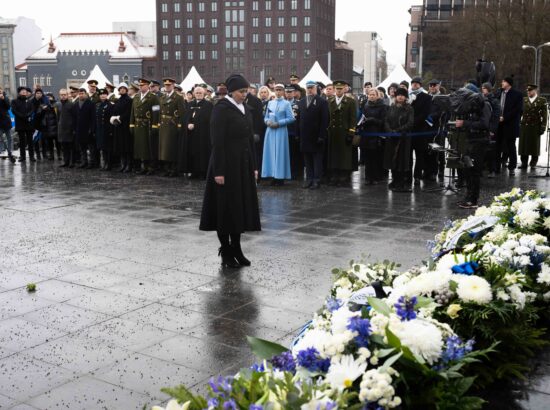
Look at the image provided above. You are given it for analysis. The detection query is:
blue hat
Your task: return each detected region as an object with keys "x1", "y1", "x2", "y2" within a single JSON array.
[{"x1": 305, "y1": 80, "x2": 317, "y2": 87}]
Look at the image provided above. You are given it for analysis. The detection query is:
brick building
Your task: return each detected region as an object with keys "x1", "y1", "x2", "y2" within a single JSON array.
[{"x1": 149, "y1": 0, "x2": 336, "y2": 85}]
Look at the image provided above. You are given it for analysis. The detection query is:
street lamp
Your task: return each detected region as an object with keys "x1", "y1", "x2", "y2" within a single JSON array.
[{"x1": 522, "y1": 42, "x2": 550, "y2": 92}]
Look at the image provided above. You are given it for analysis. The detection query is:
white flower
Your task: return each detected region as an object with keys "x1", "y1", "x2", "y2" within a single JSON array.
[
  {"x1": 456, "y1": 275, "x2": 493, "y2": 304},
  {"x1": 359, "y1": 369, "x2": 399, "y2": 407},
  {"x1": 325, "y1": 354, "x2": 367, "y2": 391},
  {"x1": 357, "y1": 347, "x2": 371, "y2": 364},
  {"x1": 496, "y1": 289, "x2": 511, "y2": 301},
  {"x1": 543, "y1": 291, "x2": 550, "y2": 301},
  {"x1": 389, "y1": 319, "x2": 443, "y2": 365},
  {"x1": 516, "y1": 210, "x2": 539, "y2": 228},
  {"x1": 330, "y1": 306, "x2": 359, "y2": 334},
  {"x1": 508, "y1": 284, "x2": 527, "y2": 309},
  {"x1": 352, "y1": 264, "x2": 378, "y2": 283},
  {"x1": 537, "y1": 264, "x2": 550, "y2": 285},
  {"x1": 292, "y1": 328, "x2": 332, "y2": 356},
  {"x1": 543, "y1": 217, "x2": 550, "y2": 231},
  {"x1": 335, "y1": 286, "x2": 352, "y2": 301},
  {"x1": 436, "y1": 253, "x2": 468, "y2": 272},
  {"x1": 152, "y1": 400, "x2": 190, "y2": 410}
]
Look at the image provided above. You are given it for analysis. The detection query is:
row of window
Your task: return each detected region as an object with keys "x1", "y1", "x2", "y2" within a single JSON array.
[
  {"x1": 161, "y1": 18, "x2": 217, "y2": 29},
  {"x1": 160, "y1": 0, "x2": 311, "y2": 13},
  {"x1": 161, "y1": 48, "x2": 311, "y2": 61},
  {"x1": 162, "y1": 34, "x2": 219, "y2": 45},
  {"x1": 161, "y1": 15, "x2": 310, "y2": 30},
  {"x1": 252, "y1": 32, "x2": 310, "y2": 43},
  {"x1": 162, "y1": 31, "x2": 311, "y2": 45},
  {"x1": 162, "y1": 50, "x2": 219, "y2": 60},
  {"x1": 251, "y1": 16, "x2": 310, "y2": 27}
]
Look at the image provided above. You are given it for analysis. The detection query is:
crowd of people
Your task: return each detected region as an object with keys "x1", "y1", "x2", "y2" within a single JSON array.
[{"x1": 0, "y1": 72, "x2": 547, "y2": 210}]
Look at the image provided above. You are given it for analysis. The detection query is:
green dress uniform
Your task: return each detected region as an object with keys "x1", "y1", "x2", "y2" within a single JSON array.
[
  {"x1": 327, "y1": 95, "x2": 357, "y2": 178},
  {"x1": 89, "y1": 91, "x2": 100, "y2": 104},
  {"x1": 129, "y1": 91, "x2": 160, "y2": 162},
  {"x1": 159, "y1": 91, "x2": 186, "y2": 165},
  {"x1": 519, "y1": 95, "x2": 548, "y2": 159}
]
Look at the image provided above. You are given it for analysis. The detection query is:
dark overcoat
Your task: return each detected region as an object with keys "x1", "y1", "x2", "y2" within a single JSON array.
[
  {"x1": 0, "y1": 96, "x2": 12, "y2": 131},
  {"x1": 199, "y1": 98, "x2": 261, "y2": 234},
  {"x1": 11, "y1": 96, "x2": 34, "y2": 132},
  {"x1": 296, "y1": 94, "x2": 329, "y2": 153},
  {"x1": 159, "y1": 91, "x2": 186, "y2": 163},
  {"x1": 360, "y1": 99, "x2": 388, "y2": 150},
  {"x1": 383, "y1": 103, "x2": 414, "y2": 171},
  {"x1": 184, "y1": 98, "x2": 213, "y2": 174},
  {"x1": 57, "y1": 100, "x2": 76, "y2": 143},
  {"x1": 111, "y1": 94, "x2": 133, "y2": 154},
  {"x1": 74, "y1": 98, "x2": 96, "y2": 145},
  {"x1": 497, "y1": 88, "x2": 523, "y2": 140},
  {"x1": 130, "y1": 91, "x2": 160, "y2": 160},
  {"x1": 519, "y1": 96, "x2": 547, "y2": 156},
  {"x1": 95, "y1": 101, "x2": 113, "y2": 151},
  {"x1": 327, "y1": 95, "x2": 357, "y2": 171}
]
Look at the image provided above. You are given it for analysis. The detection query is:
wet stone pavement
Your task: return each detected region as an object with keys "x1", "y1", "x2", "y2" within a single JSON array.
[{"x1": 0, "y1": 157, "x2": 549, "y2": 410}]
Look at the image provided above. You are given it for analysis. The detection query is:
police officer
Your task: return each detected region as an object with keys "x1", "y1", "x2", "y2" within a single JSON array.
[
  {"x1": 129, "y1": 78, "x2": 160, "y2": 175},
  {"x1": 159, "y1": 78, "x2": 186, "y2": 177}
]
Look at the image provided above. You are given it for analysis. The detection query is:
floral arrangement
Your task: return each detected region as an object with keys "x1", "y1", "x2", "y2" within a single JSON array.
[{"x1": 155, "y1": 189, "x2": 550, "y2": 410}]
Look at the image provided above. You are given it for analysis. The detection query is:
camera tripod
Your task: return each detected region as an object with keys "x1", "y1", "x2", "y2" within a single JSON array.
[
  {"x1": 424, "y1": 124, "x2": 461, "y2": 195},
  {"x1": 529, "y1": 103, "x2": 550, "y2": 179}
]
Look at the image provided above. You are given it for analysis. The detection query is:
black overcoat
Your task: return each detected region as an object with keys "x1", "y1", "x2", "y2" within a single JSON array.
[
  {"x1": 11, "y1": 96, "x2": 34, "y2": 132},
  {"x1": 296, "y1": 95, "x2": 329, "y2": 153},
  {"x1": 497, "y1": 88, "x2": 523, "y2": 140},
  {"x1": 57, "y1": 100, "x2": 76, "y2": 143},
  {"x1": 185, "y1": 99, "x2": 213, "y2": 174},
  {"x1": 383, "y1": 103, "x2": 414, "y2": 171},
  {"x1": 111, "y1": 94, "x2": 133, "y2": 154},
  {"x1": 0, "y1": 96, "x2": 12, "y2": 131},
  {"x1": 360, "y1": 99, "x2": 387, "y2": 150},
  {"x1": 411, "y1": 92, "x2": 432, "y2": 132},
  {"x1": 199, "y1": 98, "x2": 261, "y2": 234},
  {"x1": 75, "y1": 98, "x2": 96, "y2": 145}
]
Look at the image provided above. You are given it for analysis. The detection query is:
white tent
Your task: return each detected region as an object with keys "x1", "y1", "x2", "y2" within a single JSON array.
[
  {"x1": 299, "y1": 61, "x2": 332, "y2": 88},
  {"x1": 180, "y1": 66, "x2": 207, "y2": 92},
  {"x1": 377, "y1": 65, "x2": 412, "y2": 90},
  {"x1": 79, "y1": 65, "x2": 112, "y2": 89}
]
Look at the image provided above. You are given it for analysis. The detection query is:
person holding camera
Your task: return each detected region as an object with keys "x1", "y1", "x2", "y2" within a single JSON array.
[
  {"x1": 455, "y1": 88, "x2": 492, "y2": 209},
  {"x1": 0, "y1": 87, "x2": 15, "y2": 163}
]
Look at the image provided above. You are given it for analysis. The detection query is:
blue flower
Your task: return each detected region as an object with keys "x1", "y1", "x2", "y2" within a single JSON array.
[
  {"x1": 441, "y1": 336, "x2": 475, "y2": 364},
  {"x1": 208, "y1": 375, "x2": 233, "y2": 396},
  {"x1": 296, "y1": 348, "x2": 330, "y2": 373},
  {"x1": 394, "y1": 296, "x2": 417, "y2": 321},
  {"x1": 249, "y1": 405, "x2": 264, "y2": 410},
  {"x1": 223, "y1": 399, "x2": 237, "y2": 410},
  {"x1": 324, "y1": 401, "x2": 338, "y2": 410},
  {"x1": 270, "y1": 351, "x2": 296, "y2": 372},
  {"x1": 347, "y1": 316, "x2": 371, "y2": 348},
  {"x1": 207, "y1": 397, "x2": 220, "y2": 407},
  {"x1": 451, "y1": 261, "x2": 479, "y2": 275},
  {"x1": 325, "y1": 297, "x2": 342, "y2": 312},
  {"x1": 529, "y1": 251, "x2": 545, "y2": 271},
  {"x1": 250, "y1": 363, "x2": 265, "y2": 372}
]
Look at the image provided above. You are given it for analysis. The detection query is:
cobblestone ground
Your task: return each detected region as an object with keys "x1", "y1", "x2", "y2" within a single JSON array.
[{"x1": 0, "y1": 156, "x2": 549, "y2": 409}]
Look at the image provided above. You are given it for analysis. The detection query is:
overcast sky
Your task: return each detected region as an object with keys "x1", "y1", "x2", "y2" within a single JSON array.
[{"x1": 2, "y1": 0, "x2": 421, "y2": 65}]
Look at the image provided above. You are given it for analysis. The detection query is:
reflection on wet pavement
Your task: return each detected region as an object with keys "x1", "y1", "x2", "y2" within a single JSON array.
[{"x1": 0, "y1": 159, "x2": 549, "y2": 409}]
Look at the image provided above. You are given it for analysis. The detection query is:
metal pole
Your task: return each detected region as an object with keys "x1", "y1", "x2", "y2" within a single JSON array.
[
  {"x1": 536, "y1": 46, "x2": 542, "y2": 92},
  {"x1": 327, "y1": 51, "x2": 331, "y2": 79}
]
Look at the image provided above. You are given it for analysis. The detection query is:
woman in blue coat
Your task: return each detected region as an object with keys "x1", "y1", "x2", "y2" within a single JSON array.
[{"x1": 261, "y1": 84, "x2": 295, "y2": 185}]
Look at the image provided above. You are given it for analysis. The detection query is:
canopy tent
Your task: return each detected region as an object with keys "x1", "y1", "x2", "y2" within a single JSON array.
[
  {"x1": 299, "y1": 61, "x2": 332, "y2": 88},
  {"x1": 180, "y1": 66, "x2": 207, "y2": 93},
  {"x1": 377, "y1": 65, "x2": 412, "y2": 90},
  {"x1": 79, "y1": 65, "x2": 113, "y2": 89}
]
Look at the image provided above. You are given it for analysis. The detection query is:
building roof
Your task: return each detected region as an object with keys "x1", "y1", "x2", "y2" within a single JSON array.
[
  {"x1": 26, "y1": 32, "x2": 156, "y2": 61},
  {"x1": 15, "y1": 63, "x2": 27, "y2": 71}
]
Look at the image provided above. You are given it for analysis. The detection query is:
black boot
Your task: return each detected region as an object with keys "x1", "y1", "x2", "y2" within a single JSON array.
[
  {"x1": 232, "y1": 243, "x2": 251, "y2": 266},
  {"x1": 218, "y1": 245, "x2": 240, "y2": 268}
]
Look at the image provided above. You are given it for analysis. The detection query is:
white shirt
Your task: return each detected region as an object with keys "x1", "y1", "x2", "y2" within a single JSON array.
[
  {"x1": 335, "y1": 95, "x2": 343, "y2": 106},
  {"x1": 140, "y1": 91, "x2": 149, "y2": 101},
  {"x1": 529, "y1": 95, "x2": 537, "y2": 104},
  {"x1": 226, "y1": 95, "x2": 245, "y2": 114}
]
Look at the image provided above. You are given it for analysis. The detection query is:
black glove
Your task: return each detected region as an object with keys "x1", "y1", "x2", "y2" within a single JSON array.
[
  {"x1": 540, "y1": 128, "x2": 546, "y2": 136},
  {"x1": 317, "y1": 137, "x2": 324, "y2": 145}
]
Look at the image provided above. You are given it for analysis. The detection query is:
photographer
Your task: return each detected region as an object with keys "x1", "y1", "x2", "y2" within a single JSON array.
[
  {"x1": 455, "y1": 87, "x2": 492, "y2": 209},
  {"x1": 0, "y1": 87, "x2": 15, "y2": 163}
]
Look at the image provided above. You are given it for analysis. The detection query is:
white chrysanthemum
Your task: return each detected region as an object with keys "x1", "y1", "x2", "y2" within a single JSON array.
[
  {"x1": 474, "y1": 206, "x2": 492, "y2": 216},
  {"x1": 389, "y1": 319, "x2": 443, "y2": 365},
  {"x1": 335, "y1": 286, "x2": 353, "y2": 301},
  {"x1": 325, "y1": 354, "x2": 368, "y2": 391},
  {"x1": 401, "y1": 270, "x2": 452, "y2": 298},
  {"x1": 537, "y1": 264, "x2": 550, "y2": 285},
  {"x1": 508, "y1": 284, "x2": 528, "y2": 309},
  {"x1": 483, "y1": 224, "x2": 510, "y2": 243},
  {"x1": 323, "y1": 331, "x2": 355, "y2": 357},
  {"x1": 436, "y1": 253, "x2": 468, "y2": 272},
  {"x1": 359, "y1": 369, "x2": 397, "y2": 405},
  {"x1": 501, "y1": 239, "x2": 519, "y2": 251},
  {"x1": 543, "y1": 291, "x2": 550, "y2": 301},
  {"x1": 496, "y1": 289, "x2": 511, "y2": 301},
  {"x1": 152, "y1": 400, "x2": 190, "y2": 410},
  {"x1": 456, "y1": 275, "x2": 493, "y2": 304},
  {"x1": 331, "y1": 306, "x2": 359, "y2": 334},
  {"x1": 516, "y1": 210, "x2": 540, "y2": 228},
  {"x1": 518, "y1": 200, "x2": 540, "y2": 214},
  {"x1": 543, "y1": 217, "x2": 550, "y2": 231},
  {"x1": 292, "y1": 328, "x2": 332, "y2": 356}
]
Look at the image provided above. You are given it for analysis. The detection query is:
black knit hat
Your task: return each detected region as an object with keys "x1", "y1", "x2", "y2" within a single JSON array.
[
  {"x1": 226, "y1": 74, "x2": 250, "y2": 93},
  {"x1": 503, "y1": 75, "x2": 514, "y2": 86},
  {"x1": 395, "y1": 88, "x2": 409, "y2": 98},
  {"x1": 400, "y1": 80, "x2": 410, "y2": 89}
]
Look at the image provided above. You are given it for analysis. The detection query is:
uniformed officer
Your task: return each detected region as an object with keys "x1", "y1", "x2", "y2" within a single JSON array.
[
  {"x1": 159, "y1": 78, "x2": 186, "y2": 177},
  {"x1": 289, "y1": 74, "x2": 306, "y2": 99},
  {"x1": 87, "y1": 79, "x2": 100, "y2": 104},
  {"x1": 105, "y1": 82, "x2": 117, "y2": 102},
  {"x1": 285, "y1": 84, "x2": 303, "y2": 180},
  {"x1": 128, "y1": 82, "x2": 139, "y2": 99},
  {"x1": 519, "y1": 84, "x2": 548, "y2": 170},
  {"x1": 150, "y1": 80, "x2": 162, "y2": 97},
  {"x1": 327, "y1": 80, "x2": 357, "y2": 186},
  {"x1": 174, "y1": 84, "x2": 183, "y2": 96},
  {"x1": 69, "y1": 86, "x2": 79, "y2": 102},
  {"x1": 129, "y1": 78, "x2": 160, "y2": 175}
]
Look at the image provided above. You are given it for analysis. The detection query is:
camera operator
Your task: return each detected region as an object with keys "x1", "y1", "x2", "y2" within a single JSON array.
[{"x1": 455, "y1": 87, "x2": 492, "y2": 209}]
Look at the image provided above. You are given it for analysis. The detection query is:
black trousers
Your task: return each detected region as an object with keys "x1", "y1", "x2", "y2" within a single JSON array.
[
  {"x1": 364, "y1": 145, "x2": 384, "y2": 182},
  {"x1": 61, "y1": 142, "x2": 73, "y2": 165},
  {"x1": 411, "y1": 136, "x2": 428, "y2": 179},
  {"x1": 18, "y1": 130, "x2": 34, "y2": 159},
  {"x1": 303, "y1": 151, "x2": 324, "y2": 182},
  {"x1": 79, "y1": 141, "x2": 97, "y2": 166},
  {"x1": 464, "y1": 138, "x2": 488, "y2": 204},
  {"x1": 289, "y1": 134, "x2": 303, "y2": 180},
  {"x1": 496, "y1": 135, "x2": 517, "y2": 170},
  {"x1": 520, "y1": 155, "x2": 538, "y2": 167}
]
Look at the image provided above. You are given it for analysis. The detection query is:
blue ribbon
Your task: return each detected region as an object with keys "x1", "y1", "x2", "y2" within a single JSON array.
[
  {"x1": 357, "y1": 130, "x2": 447, "y2": 138},
  {"x1": 451, "y1": 261, "x2": 479, "y2": 275}
]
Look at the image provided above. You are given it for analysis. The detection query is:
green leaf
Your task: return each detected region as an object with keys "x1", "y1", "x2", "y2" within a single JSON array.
[
  {"x1": 415, "y1": 296, "x2": 434, "y2": 309},
  {"x1": 385, "y1": 328, "x2": 402, "y2": 348},
  {"x1": 367, "y1": 297, "x2": 392, "y2": 317},
  {"x1": 377, "y1": 348, "x2": 396, "y2": 358},
  {"x1": 381, "y1": 351, "x2": 403, "y2": 371},
  {"x1": 246, "y1": 336, "x2": 288, "y2": 360},
  {"x1": 455, "y1": 376, "x2": 476, "y2": 396},
  {"x1": 449, "y1": 280, "x2": 458, "y2": 292}
]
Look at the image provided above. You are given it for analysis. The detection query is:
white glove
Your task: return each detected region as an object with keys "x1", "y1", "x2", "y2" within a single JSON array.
[{"x1": 109, "y1": 116, "x2": 116, "y2": 125}]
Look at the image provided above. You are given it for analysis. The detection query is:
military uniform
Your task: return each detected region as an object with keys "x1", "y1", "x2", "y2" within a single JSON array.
[
  {"x1": 129, "y1": 79, "x2": 160, "y2": 172},
  {"x1": 519, "y1": 86, "x2": 547, "y2": 168},
  {"x1": 327, "y1": 81, "x2": 357, "y2": 184},
  {"x1": 159, "y1": 78, "x2": 186, "y2": 175},
  {"x1": 87, "y1": 80, "x2": 100, "y2": 104}
]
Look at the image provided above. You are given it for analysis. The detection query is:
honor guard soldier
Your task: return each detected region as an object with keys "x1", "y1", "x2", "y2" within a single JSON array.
[
  {"x1": 289, "y1": 74, "x2": 306, "y2": 99},
  {"x1": 327, "y1": 80, "x2": 357, "y2": 186},
  {"x1": 159, "y1": 78, "x2": 186, "y2": 177},
  {"x1": 105, "y1": 82, "x2": 117, "y2": 102},
  {"x1": 519, "y1": 84, "x2": 548, "y2": 170},
  {"x1": 87, "y1": 79, "x2": 100, "y2": 104},
  {"x1": 130, "y1": 77, "x2": 161, "y2": 175}
]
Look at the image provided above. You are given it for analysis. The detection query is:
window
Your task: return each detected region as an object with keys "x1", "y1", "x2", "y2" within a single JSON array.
[
  {"x1": 162, "y1": 51, "x2": 169, "y2": 60},
  {"x1": 278, "y1": 33, "x2": 284, "y2": 43},
  {"x1": 304, "y1": 32, "x2": 310, "y2": 42},
  {"x1": 186, "y1": 19, "x2": 192, "y2": 28},
  {"x1": 198, "y1": 2, "x2": 205, "y2": 11},
  {"x1": 252, "y1": 1, "x2": 259, "y2": 10},
  {"x1": 290, "y1": 49, "x2": 297, "y2": 59},
  {"x1": 278, "y1": 0, "x2": 284, "y2": 10},
  {"x1": 265, "y1": 0, "x2": 272, "y2": 10},
  {"x1": 187, "y1": 35, "x2": 193, "y2": 44},
  {"x1": 252, "y1": 33, "x2": 259, "y2": 43},
  {"x1": 212, "y1": 50, "x2": 218, "y2": 59},
  {"x1": 211, "y1": 34, "x2": 218, "y2": 43},
  {"x1": 174, "y1": 34, "x2": 181, "y2": 44},
  {"x1": 162, "y1": 66, "x2": 169, "y2": 76},
  {"x1": 265, "y1": 33, "x2": 272, "y2": 43},
  {"x1": 199, "y1": 19, "x2": 205, "y2": 28},
  {"x1": 186, "y1": 2, "x2": 192, "y2": 12},
  {"x1": 161, "y1": 3, "x2": 168, "y2": 12},
  {"x1": 252, "y1": 17, "x2": 259, "y2": 27},
  {"x1": 278, "y1": 17, "x2": 284, "y2": 26},
  {"x1": 199, "y1": 50, "x2": 206, "y2": 60},
  {"x1": 199, "y1": 34, "x2": 205, "y2": 44},
  {"x1": 187, "y1": 50, "x2": 194, "y2": 59},
  {"x1": 175, "y1": 66, "x2": 181, "y2": 77},
  {"x1": 291, "y1": 0, "x2": 297, "y2": 9},
  {"x1": 212, "y1": 18, "x2": 218, "y2": 28},
  {"x1": 162, "y1": 35, "x2": 168, "y2": 45},
  {"x1": 304, "y1": 16, "x2": 310, "y2": 26},
  {"x1": 290, "y1": 33, "x2": 297, "y2": 42},
  {"x1": 252, "y1": 50, "x2": 259, "y2": 59},
  {"x1": 161, "y1": 19, "x2": 168, "y2": 29},
  {"x1": 211, "y1": 1, "x2": 217, "y2": 11},
  {"x1": 174, "y1": 19, "x2": 181, "y2": 29},
  {"x1": 174, "y1": 2, "x2": 180, "y2": 12},
  {"x1": 278, "y1": 49, "x2": 284, "y2": 59},
  {"x1": 175, "y1": 51, "x2": 181, "y2": 60},
  {"x1": 291, "y1": 16, "x2": 297, "y2": 26},
  {"x1": 265, "y1": 50, "x2": 272, "y2": 59},
  {"x1": 304, "y1": 0, "x2": 310, "y2": 9},
  {"x1": 265, "y1": 17, "x2": 271, "y2": 26},
  {"x1": 304, "y1": 49, "x2": 310, "y2": 57},
  {"x1": 19, "y1": 77, "x2": 26, "y2": 86}
]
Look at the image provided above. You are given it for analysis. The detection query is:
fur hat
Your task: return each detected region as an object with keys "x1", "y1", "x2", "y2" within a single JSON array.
[{"x1": 226, "y1": 74, "x2": 250, "y2": 93}]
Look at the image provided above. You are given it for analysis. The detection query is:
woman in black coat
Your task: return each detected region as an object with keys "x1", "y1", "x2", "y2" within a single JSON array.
[
  {"x1": 384, "y1": 88, "x2": 414, "y2": 192},
  {"x1": 200, "y1": 74, "x2": 261, "y2": 268},
  {"x1": 110, "y1": 84, "x2": 133, "y2": 172},
  {"x1": 42, "y1": 94, "x2": 59, "y2": 160},
  {"x1": 360, "y1": 88, "x2": 388, "y2": 184}
]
